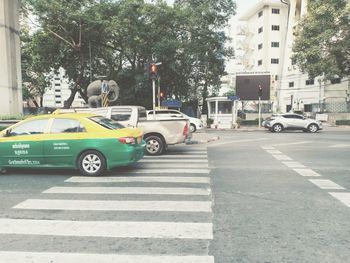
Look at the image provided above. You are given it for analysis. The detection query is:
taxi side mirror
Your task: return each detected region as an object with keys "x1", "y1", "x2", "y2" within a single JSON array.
[{"x1": 5, "y1": 129, "x2": 12, "y2": 137}]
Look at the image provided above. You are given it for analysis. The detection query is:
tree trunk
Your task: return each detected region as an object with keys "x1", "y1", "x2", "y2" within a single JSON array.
[{"x1": 64, "y1": 88, "x2": 78, "y2": 109}]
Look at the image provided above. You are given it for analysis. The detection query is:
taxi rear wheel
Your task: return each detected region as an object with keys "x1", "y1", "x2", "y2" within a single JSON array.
[{"x1": 78, "y1": 150, "x2": 106, "y2": 176}]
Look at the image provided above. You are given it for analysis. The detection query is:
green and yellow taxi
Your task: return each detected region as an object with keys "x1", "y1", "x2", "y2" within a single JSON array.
[{"x1": 0, "y1": 113, "x2": 145, "y2": 176}]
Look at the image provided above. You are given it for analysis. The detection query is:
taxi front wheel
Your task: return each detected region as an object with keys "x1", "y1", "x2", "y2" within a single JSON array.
[{"x1": 78, "y1": 150, "x2": 107, "y2": 176}]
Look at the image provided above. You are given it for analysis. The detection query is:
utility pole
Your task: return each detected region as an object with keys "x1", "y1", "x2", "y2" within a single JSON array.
[{"x1": 258, "y1": 85, "x2": 262, "y2": 128}]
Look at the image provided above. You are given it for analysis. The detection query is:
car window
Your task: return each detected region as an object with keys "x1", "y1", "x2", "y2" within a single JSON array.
[
  {"x1": 282, "y1": 115, "x2": 293, "y2": 119},
  {"x1": 294, "y1": 115, "x2": 304, "y2": 119},
  {"x1": 9, "y1": 119, "x2": 49, "y2": 136},
  {"x1": 89, "y1": 116, "x2": 125, "y2": 130},
  {"x1": 111, "y1": 108, "x2": 132, "y2": 121},
  {"x1": 50, "y1": 118, "x2": 86, "y2": 133},
  {"x1": 138, "y1": 108, "x2": 147, "y2": 120}
]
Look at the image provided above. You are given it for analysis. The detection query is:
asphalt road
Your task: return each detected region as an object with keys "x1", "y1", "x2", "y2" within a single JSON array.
[
  {"x1": 0, "y1": 129, "x2": 349, "y2": 262},
  {"x1": 207, "y1": 129, "x2": 350, "y2": 263}
]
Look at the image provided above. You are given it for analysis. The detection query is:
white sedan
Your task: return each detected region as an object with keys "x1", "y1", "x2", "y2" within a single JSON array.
[{"x1": 147, "y1": 110, "x2": 203, "y2": 132}]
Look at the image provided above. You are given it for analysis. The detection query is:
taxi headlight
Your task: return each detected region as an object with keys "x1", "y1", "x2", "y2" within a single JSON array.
[{"x1": 118, "y1": 137, "x2": 136, "y2": 145}]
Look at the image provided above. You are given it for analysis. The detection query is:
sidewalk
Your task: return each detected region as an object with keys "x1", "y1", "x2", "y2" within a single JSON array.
[{"x1": 188, "y1": 125, "x2": 350, "y2": 144}]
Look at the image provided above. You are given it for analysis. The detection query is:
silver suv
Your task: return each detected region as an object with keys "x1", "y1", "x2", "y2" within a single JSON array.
[{"x1": 264, "y1": 113, "x2": 322, "y2": 133}]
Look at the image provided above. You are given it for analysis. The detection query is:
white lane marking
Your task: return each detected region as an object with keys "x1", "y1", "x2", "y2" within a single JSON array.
[
  {"x1": 0, "y1": 252, "x2": 214, "y2": 263},
  {"x1": 329, "y1": 144, "x2": 350, "y2": 148},
  {"x1": 139, "y1": 163, "x2": 208, "y2": 168},
  {"x1": 43, "y1": 187, "x2": 211, "y2": 196},
  {"x1": 65, "y1": 176, "x2": 210, "y2": 184},
  {"x1": 119, "y1": 169, "x2": 210, "y2": 174},
  {"x1": 293, "y1": 169, "x2": 321, "y2": 176},
  {"x1": 308, "y1": 179, "x2": 345, "y2": 190},
  {"x1": 272, "y1": 155, "x2": 293, "y2": 161},
  {"x1": 144, "y1": 155, "x2": 207, "y2": 159},
  {"x1": 328, "y1": 192, "x2": 350, "y2": 207},
  {"x1": 168, "y1": 151, "x2": 207, "y2": 154},
  {"x1": 139, "y1": 159, "x2": 208, "y2": 163},
  {"x1": 261, "y1": 146, "x2": 275, "y2": 150},
  {"x1": 207, "y1": 138, "x2": 267, "y2": 147},
  {"x1": 282, "y1": 162, "x2": 305, "y2": 168},
  {"x1": 14, "y1": 199, "x2": 212, "y2": 212},
  {"x1": 265, "y1": 149, "x2": 282, "y2": 154},
  {"x1": 272, "y1": 141, "x2": 313, "y2": 146},
  {"x1": 0, "y1": 219, "x2": 213, "y2": 239}
]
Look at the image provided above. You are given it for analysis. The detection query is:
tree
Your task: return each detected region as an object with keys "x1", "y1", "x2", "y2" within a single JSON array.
[
  {"x1": 22, "y1": 0, "x2": 236, "y2": 110},
  {"x1": 292, "y1": 0, "x2": 350, "y2": 81}
]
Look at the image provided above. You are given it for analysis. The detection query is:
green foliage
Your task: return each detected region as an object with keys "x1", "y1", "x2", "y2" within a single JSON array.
[
  {"x1": 21, "y1": 0, "x2": 236, "y2": 109},
  {"x1": 0, "y1": 115, "x2": 26, "y2": 120},
  {"x1": 292, "y1": 0, "x2": 350, "y2": 80},
  {"x1": 335, "y1": 119, "x2": 350, "y2": 125},
  {"x1": 0, "y1": 127, "x2": 6, "y2": 131}
]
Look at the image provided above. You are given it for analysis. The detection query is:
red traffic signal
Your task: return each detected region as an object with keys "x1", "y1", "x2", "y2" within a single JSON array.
[
  {"x1": 258, "y1": 85, "x2": 263, "y2": 97},
  {"x1": 149, "y1": 63, "x2": 158, "y2": 79}
]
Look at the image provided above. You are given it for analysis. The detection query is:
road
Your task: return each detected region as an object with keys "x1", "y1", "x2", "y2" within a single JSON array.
[{"x1": 0, "y1": 129, "x2": 349, "y2": 262}]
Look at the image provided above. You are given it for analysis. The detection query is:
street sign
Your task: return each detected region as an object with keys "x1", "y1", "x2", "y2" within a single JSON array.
[
  {"x1": 227, "y1": 95, "x2": 240, "y2": 101},
  {"x1": 161, "y1": 100, "x2": 182, "y2": 108}
]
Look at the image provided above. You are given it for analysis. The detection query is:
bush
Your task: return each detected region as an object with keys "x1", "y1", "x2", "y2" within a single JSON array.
[
  {"x1": 207, "y1": 118, "x2": 214, "y2": 127},
  {"x1": 0, "y1": 114, "x2": 26, "y2": 120},
  {"x1": 240, "y1": 118, "x2": 264, "y2": 126},
  {"x1": 0, "y1": 126, "x2": 6, "y2": 131},
  {"x1": 335, "y1": 120, "x2": 350, "y2": 125}
]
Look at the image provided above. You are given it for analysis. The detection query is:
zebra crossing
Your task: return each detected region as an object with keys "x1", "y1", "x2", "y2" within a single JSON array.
[{"x1": 0, "y1": 146, "x2": 213, "y2": 262}]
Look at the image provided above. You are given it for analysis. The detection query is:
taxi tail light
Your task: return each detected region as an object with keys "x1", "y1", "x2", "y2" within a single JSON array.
[
  {"x1": 118, "y1": 137, "x2": 136, "y2": 145},
  {"x1": 183, "y1": 122, "x2": 189, "y2": 137}
]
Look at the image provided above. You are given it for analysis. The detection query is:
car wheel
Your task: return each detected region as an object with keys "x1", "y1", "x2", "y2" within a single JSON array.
[
  {"x1": 190, "y1": 124, "x2": 197, "y2": 133},
  {"x1": 78, "y1": 150, "x2": 106, "y2": 176},
  {"x1": 272, "y1": 124, "x2": 283, "y2": 133},
  {"x1": 145, "y1": 135, "x2": 164, "y2": 155},
  {"x1": 308, "y1": 124, "x2": 319, "y2": 133}
]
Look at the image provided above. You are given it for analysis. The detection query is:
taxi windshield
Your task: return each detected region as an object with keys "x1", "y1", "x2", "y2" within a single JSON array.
[{"x1": 89, "y1": 116, "x2": 125, "y2": 130}]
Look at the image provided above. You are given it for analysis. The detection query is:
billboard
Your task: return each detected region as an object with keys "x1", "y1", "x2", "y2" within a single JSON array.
[{"x1": 236, "y1": 73, "x2": 271, "y2": 100}]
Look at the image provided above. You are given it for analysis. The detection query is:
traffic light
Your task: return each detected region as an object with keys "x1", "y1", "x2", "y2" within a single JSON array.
[
  {"x1": 258, "y1": 85, "x2": 263, "y2": 98},
  {"x1": 149, "y1": 63, "x2": 158, "y2": 80}
]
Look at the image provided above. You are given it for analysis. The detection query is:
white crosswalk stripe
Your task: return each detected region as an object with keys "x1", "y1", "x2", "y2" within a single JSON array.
[
  {"x1": 14, "y1": 199, "x2": 212, "y2": 212},
  {"x1": 65, "y1": 176, "x2": 210, "y2": 184},
  {"x1": 293, "y1": 168, "x2": 321, "y2": 176},
  {"x1": 308, "y1": 179, "x2": 345, "y2": 190},
  {"x1": 0, "y1": 218, "x2": 213, "y2": 239},
  {"x1": 42, "y1": 186, "x2": 211, "y2": 195},
  {"x1": 0, "y1": 252, "x2": 215, "y2": 263},
  {"x1": 3, "y1": 147, "x2": 213, "y2": 261}
]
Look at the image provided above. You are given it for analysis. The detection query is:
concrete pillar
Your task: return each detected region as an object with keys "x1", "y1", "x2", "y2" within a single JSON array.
[{"x1": 0, "y1": 0, "x2": 23, "y2": 115}]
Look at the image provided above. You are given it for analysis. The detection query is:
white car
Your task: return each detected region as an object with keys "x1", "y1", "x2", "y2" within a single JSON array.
[
  {"x1": 147, "y1": 109, "x2": 203, "y2": 132},
  {"x1": 264, "y1": 113, "x2": 322, "y2": 133}
]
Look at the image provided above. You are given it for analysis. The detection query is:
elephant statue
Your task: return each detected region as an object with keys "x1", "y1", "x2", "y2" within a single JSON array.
[{"x1": 86, "y1": 80, "x2": 120, "y2": 108}]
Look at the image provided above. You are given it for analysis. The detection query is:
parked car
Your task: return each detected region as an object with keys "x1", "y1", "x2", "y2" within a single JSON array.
[
  {"x1": 263, "y1": 113, "x2": 322, "y2": 133},
  {"x1": 56, "y1": 106, "x2": 191, "y2": 156},
  {"x1": 0, "y1": 113, "x2": 145, "y2": 176},
  {"x1": 146, "y1": 109, "x2": 203, "y2": 132}
]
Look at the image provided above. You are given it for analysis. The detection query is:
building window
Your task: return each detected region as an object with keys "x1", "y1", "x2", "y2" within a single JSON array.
[
  {"x1": 55, "y1": 89, "x2": 60, "y2": 92},
  {"x1": 55, "y1": 95, "x2": 61, "y2": 98},
  {"x1": 55, "y1": 101, "x2": 61, "y2": 104},
  {"x1": 275, "y1": 75, "x2": 279, "y2": 81},
  {"x1": 258, "y1": 43, "x2": 263, "y2": 50},
  {"x1": 272, "y1": 8, "x2": 280, "y2": 14},
  {"x1": 258, "y1": 60, "x2": 262, "y2": 66},
  {"x1": 271, "y1": 58, "x2": 279, "y2": 64},
  {"x1": 258, "y1": 10, "x2": 263, "y2": 17},
  {"x1": 306, "y1": 79, "x2": 315, "y2": 85},
  {"x1": 272, "y1": 25, "x2": 280, "y2": 31},
  {"x1": 289, "y1": 82, "x2": 294, "y2": 87},
  {"x1": 330, "y1": 78, "x2": 341, "y2": 84},
  {"x1": 55, "y1": 83, "x2": 60, "y2": 86},
  {"x1": 271, "y1": 42, "x2": 279, "y2": 47},
  {"x1": 258, "y1": 27, "x2": 263, "y2": 33}
]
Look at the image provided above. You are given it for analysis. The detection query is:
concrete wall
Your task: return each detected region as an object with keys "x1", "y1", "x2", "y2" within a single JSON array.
[{"x1": 0, "y1": 0, "x2": 22, "y2": 115}]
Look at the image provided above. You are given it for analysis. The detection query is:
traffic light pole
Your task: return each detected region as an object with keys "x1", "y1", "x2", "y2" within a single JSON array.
[
  {"x1": 152, "y1": 78, "x2": 156, "y2": 120},
  {"x1": 258, "y1": 96, "x2": 261, "y2": 129}
]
